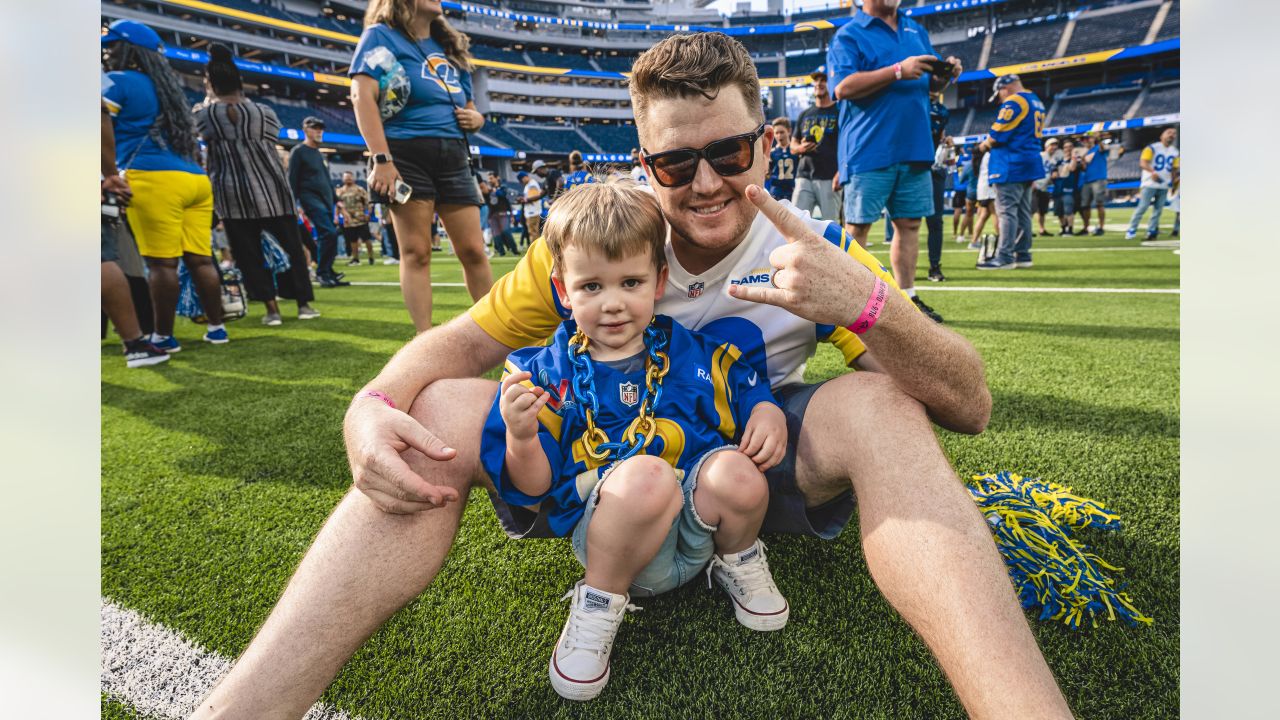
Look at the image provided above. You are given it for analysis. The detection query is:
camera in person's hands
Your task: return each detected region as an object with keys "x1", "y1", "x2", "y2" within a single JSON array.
[{"x1": 102, "y1": 191, "x2": 125, "y2": 222}]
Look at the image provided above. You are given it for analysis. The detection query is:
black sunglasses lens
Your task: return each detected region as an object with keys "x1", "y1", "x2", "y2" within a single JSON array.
[
  {"x1": 652, "y1": 151, "x2": 699, "y2": 187},
  {"x1": 706, "y1": 137, "x2": 754, "y2": 176}
]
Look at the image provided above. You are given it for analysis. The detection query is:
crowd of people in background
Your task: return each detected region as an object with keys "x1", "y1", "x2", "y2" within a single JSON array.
[{"x1": 102, "y1": 0, "x2": 1180, "y2": 367}]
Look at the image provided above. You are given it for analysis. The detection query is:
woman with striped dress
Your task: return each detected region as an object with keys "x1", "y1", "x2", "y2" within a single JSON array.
[{"x1": 194, "y1": 44, "x2": 319, "y2": 326}]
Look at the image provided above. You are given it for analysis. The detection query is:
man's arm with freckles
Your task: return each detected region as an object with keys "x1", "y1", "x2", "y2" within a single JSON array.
[
  {"x1": 342, "y1": 314, "x2": 516, "y2": 513},
  {"x1": 852, "y1": 305, "x2": 992, "y2": 434}
]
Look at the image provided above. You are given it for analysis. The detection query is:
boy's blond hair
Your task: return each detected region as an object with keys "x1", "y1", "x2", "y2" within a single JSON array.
[
  {"x1": 770, "y1": 116, "x2": 792, "y2": 131},
  {"x1": 544, "y1": 176, "x2": 667, "y2": 275}
]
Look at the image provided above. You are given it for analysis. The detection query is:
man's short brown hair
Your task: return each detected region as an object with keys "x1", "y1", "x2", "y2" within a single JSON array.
[
  {"x1": 627, "y1": 32, "x2": 764, "y2": 133},
  {"x1": 543, "y1": 177, "x2": 667, "y2": 276}
]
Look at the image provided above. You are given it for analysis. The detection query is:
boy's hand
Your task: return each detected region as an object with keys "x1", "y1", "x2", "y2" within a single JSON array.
[
  {"x1": 739, "y1": 403, "x2": 787, "y2": 471},
  {"x1": 500, "y1": 371, "x2": 549, "y2": 442}
]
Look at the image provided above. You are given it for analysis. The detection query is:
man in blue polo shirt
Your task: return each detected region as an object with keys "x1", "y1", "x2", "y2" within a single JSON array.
[
  {"x1": 974, "y1": 75, "x2": 1046, "y2": 270},
  {"x1": 828, "y1": 0, "x2": 961, "y2": 324},
  {"x1": 1078, "y1": 132, "x2": 1124, "y2": 236}
]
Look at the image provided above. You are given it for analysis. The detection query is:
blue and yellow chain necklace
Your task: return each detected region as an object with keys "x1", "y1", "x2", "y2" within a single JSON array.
[{"x1": 567, "y1": 319, "x2": 671, "y2": 463}]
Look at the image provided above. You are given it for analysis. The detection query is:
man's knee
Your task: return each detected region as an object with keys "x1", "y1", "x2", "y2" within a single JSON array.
[
  {"x1": 600, "y1": 456, "x2": 681, "y2": 521},
  {"x1": 405, "y1": 378, "x2": 498, "y2": 490}
]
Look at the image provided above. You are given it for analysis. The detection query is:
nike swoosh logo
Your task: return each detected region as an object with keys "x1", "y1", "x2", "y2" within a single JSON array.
[{"x1": 747, "y1": 372, "x2": 758, "y2": 387}]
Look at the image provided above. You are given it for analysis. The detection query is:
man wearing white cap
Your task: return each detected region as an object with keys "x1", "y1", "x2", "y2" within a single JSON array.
[{"x1": 974, "y1": 74, "x2": 1046, "y2": 270}]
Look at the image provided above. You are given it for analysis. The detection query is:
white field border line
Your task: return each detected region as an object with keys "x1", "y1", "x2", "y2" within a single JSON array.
[
  {"x1": 350, "y1": 281, "x2": 1178, "y2": 294},
  {"x1": 101, "y1": 599, "x2": 362, "y2": 720}
]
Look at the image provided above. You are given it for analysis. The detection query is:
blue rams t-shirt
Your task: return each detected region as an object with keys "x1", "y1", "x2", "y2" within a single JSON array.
[
  {"x1": 1081, "y1": 144, "x2": 1108, "y2": 184},
  {"x1": 987, "y1": 91, "x2": 1047, "y2": 185},
  {"x1": 766, "y1": 146, "x2": 798, "y2": 200},
  {"x1": 349, "y1": 24, "x2": 473, "y2": 140},
  {"x1": 101, "y1": 71, "x2": 204, "y2": 175},
  {"x1": 827, "y1": 10, "x2": 939, "y2": 176},
  {"x1": 480, "y1": 315, "x2": 777, "y2": 537}
]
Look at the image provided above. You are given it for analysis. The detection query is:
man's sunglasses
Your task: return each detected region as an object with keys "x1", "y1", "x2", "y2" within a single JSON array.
[{"x1": 641, "y1": 124, "x2": 768, "y2": 188}]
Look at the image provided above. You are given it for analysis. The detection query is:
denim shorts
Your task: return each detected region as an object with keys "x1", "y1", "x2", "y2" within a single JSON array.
[
  {"x1": 570, "y1": 446, "x2": 732, "y2": 598},
  {"x1": 843, "y1": 162, "x2": 934, "y2": 224}
]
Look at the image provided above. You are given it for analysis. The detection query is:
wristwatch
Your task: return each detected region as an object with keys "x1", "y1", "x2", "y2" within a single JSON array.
[{"x1": 371, "y1": 153, "x2": 393, "y2": 165}]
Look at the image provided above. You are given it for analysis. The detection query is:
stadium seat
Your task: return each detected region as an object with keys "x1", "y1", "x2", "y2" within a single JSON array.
[
  {"x1": 1139, "y1": 83, "x2": 1180, "y2": 116},
  {"x1": 1066, "y1": 7, "x2": 1160, "y2": 55},
  {"x1": 987, "y1": 20, "x2": 1067, "y2": 68}
]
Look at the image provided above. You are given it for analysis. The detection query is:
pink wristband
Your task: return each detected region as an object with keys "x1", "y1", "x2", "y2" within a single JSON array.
[
  {"x1": 357, "y1": 390, "x2": 397, "y2": 409},
  {"x1": 893, "y1": 62, "x2": 903, "y2": 80},
  {"x1": 847, "y1": 277, "x2": 890, "y2": 335}
]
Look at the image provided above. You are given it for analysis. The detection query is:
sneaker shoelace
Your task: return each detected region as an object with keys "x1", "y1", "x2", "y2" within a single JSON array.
[
  {"x1": 559, "y1": 589, "x2": 640, "y2": 656},
  {"x1": 707, "y1": 543, "x2": 778, "y2": 598}
]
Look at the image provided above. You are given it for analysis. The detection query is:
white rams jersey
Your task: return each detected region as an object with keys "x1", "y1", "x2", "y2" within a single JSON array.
[
  {"x1": 1140, "y1": 142, "x2": 1179, "y2": 188},
  {"x1": 469, "y1": 201, "x2": 908, "y2": 390}
]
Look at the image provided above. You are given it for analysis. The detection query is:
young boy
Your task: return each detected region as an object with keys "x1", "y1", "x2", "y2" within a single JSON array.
[
  {"x1": 479, "y1": 178, "x2": 790, "y2": 701},
  {"x1": 765, "y1": 117, "x2": 798, "y2": 202}
]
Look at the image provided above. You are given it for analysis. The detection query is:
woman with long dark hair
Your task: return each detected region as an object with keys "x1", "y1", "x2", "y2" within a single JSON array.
[
  {"x1": 194, "y1": 43, "x2": 319, "y2": 325},
  {"x1": 102, "y1": 19, "x2": 228, "y2": 349},
  {"x1": 350, "y1": 0, "x2": 493, "y2": 332}
]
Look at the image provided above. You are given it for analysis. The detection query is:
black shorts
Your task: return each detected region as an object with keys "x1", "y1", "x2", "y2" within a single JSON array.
[
  {"x1": 1035, "y1": 188, "x2": 1052, "y2": 215},
  {"x1": 342, "y1": 224, "x2": 372, "y2": 243},
  {"x1": 382, "y1": 137, "x2": 483, "y2": 207},
  {"x1": 951, "y1": 189, "x2": 968, "y2": 208},
  {"x1": 486, "y1": 380, "x2": 855, "y2": 541}
]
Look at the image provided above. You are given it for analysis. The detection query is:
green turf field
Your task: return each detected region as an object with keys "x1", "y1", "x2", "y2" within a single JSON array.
[{"x1": 101, "y1": 207, "x2": 1179, "y2": 719}]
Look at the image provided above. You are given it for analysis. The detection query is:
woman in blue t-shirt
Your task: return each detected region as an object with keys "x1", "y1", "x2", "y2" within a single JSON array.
[{"x1": 350, "y1": 0, "x2": 493, "y2": 332}]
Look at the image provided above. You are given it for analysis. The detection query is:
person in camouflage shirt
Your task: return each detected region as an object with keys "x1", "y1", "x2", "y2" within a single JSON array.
[{"x1": 337, "y1": 172, "x2": 376, "y2": 265}]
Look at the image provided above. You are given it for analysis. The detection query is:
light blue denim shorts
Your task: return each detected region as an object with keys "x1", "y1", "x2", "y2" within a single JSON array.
[
  {"x1": 843, "y1": 162, "x2": 935, "y2": 224},
  {"x1": 570, "y1": 446, "x2": 735, "y2": 598}
]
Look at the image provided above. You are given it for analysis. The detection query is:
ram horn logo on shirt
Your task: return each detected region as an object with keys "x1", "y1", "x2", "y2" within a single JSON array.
[
  {"x1": 618, "y1": 382, "x2": 639, "y2": 407},
  {"x1": 687, "y1": 281, "x2": 704, "y2": 298},
  {"x1": 423, "y1": 54, "x2": 463, "y2": 94},
  {"x1": 808, "y1": 124, "x2": 825, "y2": 145}
]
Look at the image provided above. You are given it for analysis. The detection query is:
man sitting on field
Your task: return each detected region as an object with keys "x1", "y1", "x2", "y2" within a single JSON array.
[{"x1": 195, "y1": 32, "x2": 1072, "y2": 719}]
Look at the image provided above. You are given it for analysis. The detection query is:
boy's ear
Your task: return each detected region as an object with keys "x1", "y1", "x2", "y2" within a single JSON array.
[
  {"x1": 654, "y1": 264, "x2": 669, "y2": 301},
  {"x1": 550, "y1": 274, "x2": 571, "y2": 308}
]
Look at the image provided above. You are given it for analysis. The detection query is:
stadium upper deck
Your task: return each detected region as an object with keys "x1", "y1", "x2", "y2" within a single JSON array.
[{"x1": 102, "y1": 0, "x2": 1178, "y2": 161}]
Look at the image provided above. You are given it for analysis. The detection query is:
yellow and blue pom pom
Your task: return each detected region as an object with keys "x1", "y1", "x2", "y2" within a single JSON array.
[{"x1": 968, "y1": 471, "x2": 1153, "y2": 630}]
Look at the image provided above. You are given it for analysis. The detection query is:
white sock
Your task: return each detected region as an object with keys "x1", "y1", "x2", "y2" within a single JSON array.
[
  {"x1": 206, "y1": 323, "x2": 225, "y2": 332},
  {"x1": 151, "y1": 333, "x2": 169, "y2": 343},
  {"x1": 904, "y1": 287, "x2": 917, "y2": 298}
]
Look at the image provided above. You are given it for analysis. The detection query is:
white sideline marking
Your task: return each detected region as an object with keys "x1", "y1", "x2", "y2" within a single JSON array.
[
  {"x1": 919, "y1": 286, "x2": 1179, "y2": 294},
  {"x1": 101, "y1": 599, "x2": 362, "y2": 720},
  {"x1": 351, "y1": 281, "x2": 1178, "y2": 294}
]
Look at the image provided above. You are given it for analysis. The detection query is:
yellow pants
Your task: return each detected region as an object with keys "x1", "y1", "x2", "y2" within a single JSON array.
[{"x1": 124, "y1": 170, "x2": 214, "y2": 259}]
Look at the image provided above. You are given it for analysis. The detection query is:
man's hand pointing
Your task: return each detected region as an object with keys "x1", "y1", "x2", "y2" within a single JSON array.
[{"x1": 727, "y1": 185, "x2": 882, "y2": 328}]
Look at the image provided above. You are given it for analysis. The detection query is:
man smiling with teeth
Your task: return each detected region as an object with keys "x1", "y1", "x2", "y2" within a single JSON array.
[{"x1": 199, "y1": 32, "x2": 1073, "y2": 720}]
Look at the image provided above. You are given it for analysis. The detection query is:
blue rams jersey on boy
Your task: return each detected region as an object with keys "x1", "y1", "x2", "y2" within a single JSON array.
[
  {"x1": 987, "y1": 91, "x2": 1046, "y2": 185},
  {"x1": 349, "y1": 24, "x2": 473, "y2": 140},
  {"x1": 480, "y1": 315, "x2": 777, "y2": 537},
  {"x1": 766, "y1": 146, "x2": 798, "y2": 200}
]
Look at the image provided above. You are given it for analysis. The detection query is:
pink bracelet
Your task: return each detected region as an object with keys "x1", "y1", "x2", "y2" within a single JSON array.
[
  {"x1": 893, "y1": 62, "x2": 903, "y2": 80},
  {"x1": 357, "y1": 390, "x2": 397, "y2": 409},
  {"x1": 847, "y1": 277, "x2": 890, "y2": 335}
]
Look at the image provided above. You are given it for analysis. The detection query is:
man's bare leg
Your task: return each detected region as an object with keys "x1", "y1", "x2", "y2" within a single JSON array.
[
  {"x1": 192, "y1": 378, "x2": 497, "y2": 720},
  {"x1": 794, "y1": 373, "x2": 1072, "y2": 719},
  {"x1": 888, "y1": 218, "x2": 922, "y2": 293}
]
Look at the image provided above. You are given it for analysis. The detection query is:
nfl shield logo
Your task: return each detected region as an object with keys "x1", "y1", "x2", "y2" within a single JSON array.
[
  {"x1": 688, "y1": 281, "x2": 704, "y2": 298},
  {"x1": 619, "y1": 382, "x2": 639, "y2": 407}
]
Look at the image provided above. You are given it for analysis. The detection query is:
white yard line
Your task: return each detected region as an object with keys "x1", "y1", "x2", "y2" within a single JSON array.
[
  {"x1": 351, "y1": 281, "x2": 1178, "y2": 294},
  {"x1": 101, "y1": 599, "x2": 363, "y2": 720},
  {"x1": 918, "y1": 286, "x2": 1179, "y2": 294}
]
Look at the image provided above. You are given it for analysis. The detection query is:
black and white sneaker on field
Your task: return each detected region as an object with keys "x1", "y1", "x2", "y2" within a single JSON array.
[
  {"x1": 927, "y1": 265, "x2": 946, "y2": 282},
  {"x1": 124, "y1": 339, "x2": 170, "y2": 368},
  {"x1": 912, "y1": 295, "x2": 944, "y2": 323}
]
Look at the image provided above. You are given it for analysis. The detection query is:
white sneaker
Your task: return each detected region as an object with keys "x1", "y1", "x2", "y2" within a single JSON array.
[
  {"x1": 382, "y1": 257, "x2": 400, "y2": 265},
  {"x1": 549, "y1": 581, "x2": 638, "y2": 701},
  {"x1": 1124, "y1": 230, "x2": 1137, "y2": 240},
  {"x1": 707, "y1": 540, "x2": 789, "y2": 631}
]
